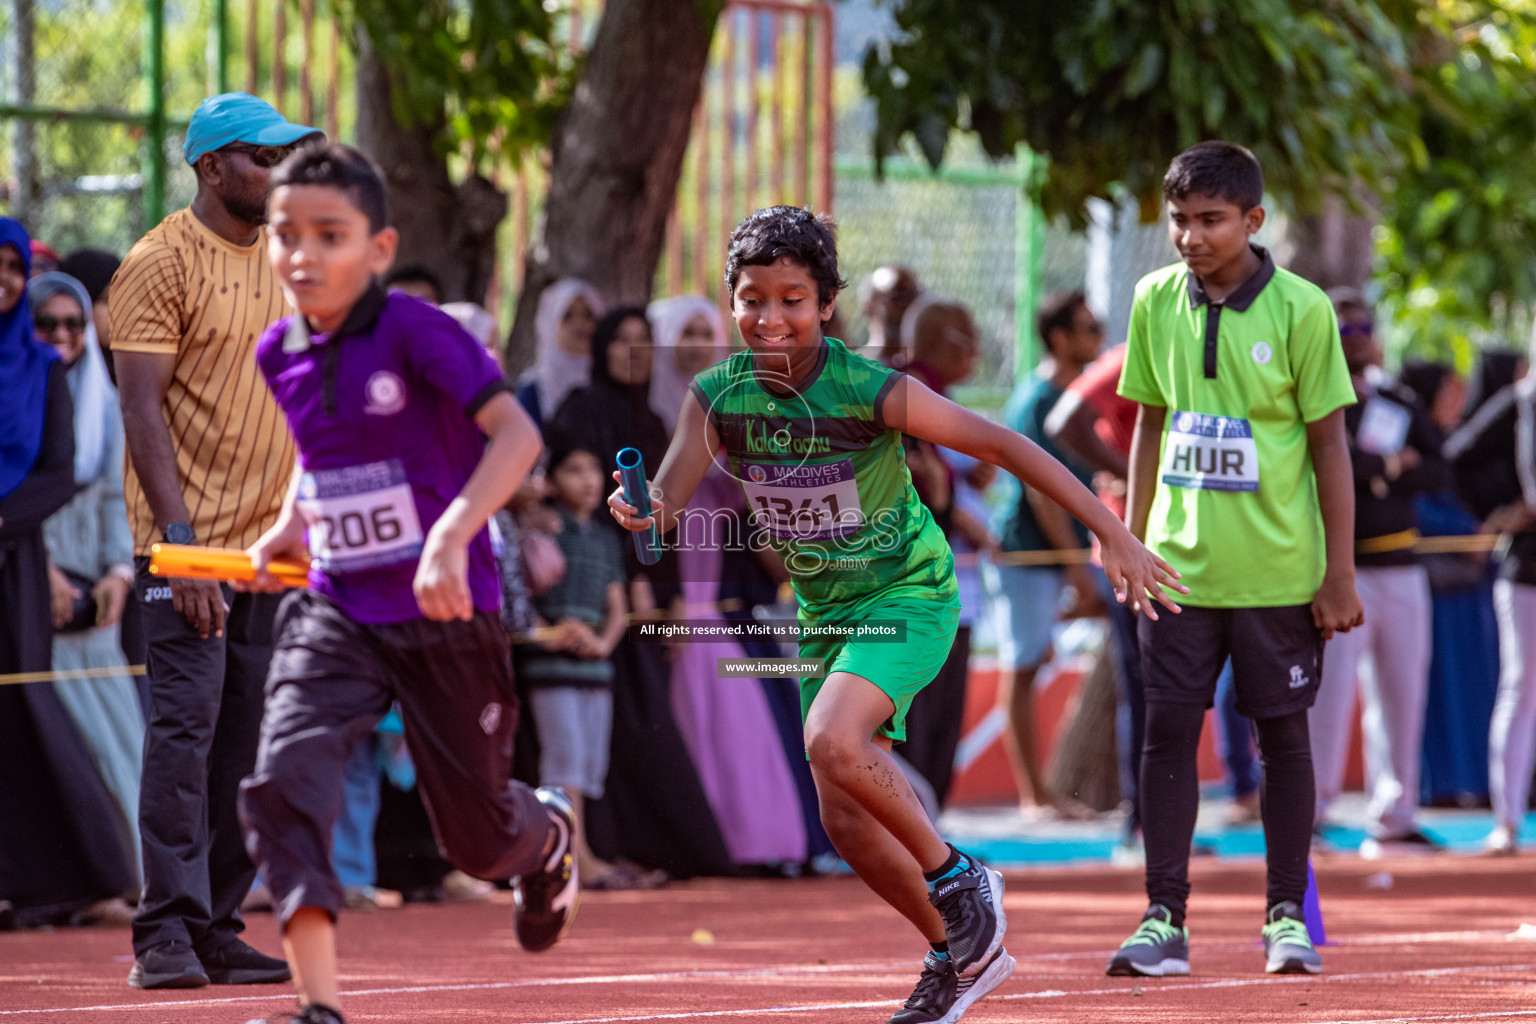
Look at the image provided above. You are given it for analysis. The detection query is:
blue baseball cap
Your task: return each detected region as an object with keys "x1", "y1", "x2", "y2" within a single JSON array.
[{"x1": 183, "y1": 92, "x2": 322, "y2": 165}]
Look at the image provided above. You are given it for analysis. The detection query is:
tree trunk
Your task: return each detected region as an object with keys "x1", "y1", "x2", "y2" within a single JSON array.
[
  {"x1": 354, "y1": 32, "x2": 506, "y2": 305},
  {"x1": 1277, "y1": 194, "x2": 1377, "y2": 294},
  {"x1": 505, "y1": 0, "x2": 724, "y2": 375}
]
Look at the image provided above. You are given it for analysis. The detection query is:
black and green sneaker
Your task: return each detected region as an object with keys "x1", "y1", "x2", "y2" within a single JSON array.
[
  {"x1": 1106, "y1": 904, "x2": 1190, "y2": 977},
  {"x1": 888, "y1": 947, "x2": 1016, "y2": 1024},
  {"x1": 1262, "y1": 901, "x2": 1321, "y2": 974}
]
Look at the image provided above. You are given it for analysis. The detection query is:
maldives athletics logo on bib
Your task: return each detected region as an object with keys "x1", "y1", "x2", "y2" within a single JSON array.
[{"x1": 364, "y1": 371, "x2": 407, "y2": 415}]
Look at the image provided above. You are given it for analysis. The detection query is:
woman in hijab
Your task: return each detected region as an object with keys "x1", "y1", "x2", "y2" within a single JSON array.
[
  {"x1": 1398, "y1": 360, "x2": 1500, "y2": 807},
  {"x1": 645, "y1": 295, "x2": 812, "y2": 868},
  {"x1": 1446, "y1": 340, "x2": 1536, "y2": 854},
  {"x1": 648, "y1": 296, "x2": 728, "y2": 434},
  {"x1": 0, "y1": 219, "x2": 135, "y2": 928},
  {"x1": 544, "y1": 307, "x2": 733, "y2": 878},
  {"x1": 515, "y1": 277, "x2": 604, "y2": 433},
  {"x1": 32, "y1": 271, "x2": 145, "y2": 911},
  {"x1": 58, "y1": 248, "x2": 120, "y2": 358}
]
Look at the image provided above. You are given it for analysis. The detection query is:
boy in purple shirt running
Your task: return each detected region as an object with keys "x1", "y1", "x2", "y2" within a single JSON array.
[{"x1": 236, "y1": 143, "x2": 578, "y2": 1024}]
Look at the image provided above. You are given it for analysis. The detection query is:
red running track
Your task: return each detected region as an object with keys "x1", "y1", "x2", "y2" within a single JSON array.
[{"x1": 2, "y1": 857, "x2": 1535, "y2": 1023}]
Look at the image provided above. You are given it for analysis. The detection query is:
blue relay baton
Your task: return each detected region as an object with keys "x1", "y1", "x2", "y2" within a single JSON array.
[{"x1": 616, "y1": 447, "x2": 661, "y2": 566}]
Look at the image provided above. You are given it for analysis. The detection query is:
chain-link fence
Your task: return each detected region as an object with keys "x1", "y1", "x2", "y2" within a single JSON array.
[
  {"x1": 3, "y1": 0, "x2": 1083, "y2": 375},
  {"x1": 830, "y1": 95, "x2": 1089, "y2": 408},
  {"x1": 1, "y1": 0, "x2": 350, "y2": 260},
  {"x1": 837, "y1": 170, "x2": 1089, "y2": 391}
]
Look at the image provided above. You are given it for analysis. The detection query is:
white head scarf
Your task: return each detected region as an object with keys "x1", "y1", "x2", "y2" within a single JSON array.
[
  {"x1": 440, "y1": 301, "x2": 498, "y2": 349},
  {"x1": 647, "y1": 295, "x2": 728, "y2": 434},
  {"x1": 28, "y1": 271, "x2": 112, "y2": 484},
  {"x1": 522, "y1": 277, "x2": 605, "y2": 420}
]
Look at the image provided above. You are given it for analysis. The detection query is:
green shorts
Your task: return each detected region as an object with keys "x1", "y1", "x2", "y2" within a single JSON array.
[{"x1": 797, "y1": 585, "x2": 961, "y2": 743}]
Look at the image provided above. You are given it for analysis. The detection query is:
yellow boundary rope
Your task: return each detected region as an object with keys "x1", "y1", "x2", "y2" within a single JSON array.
[{"x1": 0, "y1": 532, "x2": 1508, "y2": 686}]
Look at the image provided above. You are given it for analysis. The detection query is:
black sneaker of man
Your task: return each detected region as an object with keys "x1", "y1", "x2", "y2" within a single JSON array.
[
  {"x1": 1262, "y1": 901, "x2": 1322, "y2": 974},
  {"x1": 244, "y1": 1004, "x2": 346, "y2": 1024},
  {"x1": 927, "y1": 850, "x2": 1006, "y2": 978},
  {"x1": 513, "y1": 786, "x2": 581, "y2": 952},
  {"x1": 888, "y1": 947, "x2": 1016, "y2": 1024},
  {"x1": 1106, "y1": 904, "x2": 1190, "y2": 977},
  {"x1": 127, "y1": 942, "x2": 209, "y2": 989},
  {"x1": 197, "y1": 937, "x2": 292, "y2": 984}
]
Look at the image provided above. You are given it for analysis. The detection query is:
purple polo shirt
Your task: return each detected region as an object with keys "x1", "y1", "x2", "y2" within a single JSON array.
[{"x1": 256, "y1": 285, "x2": 507, "y2": 624}]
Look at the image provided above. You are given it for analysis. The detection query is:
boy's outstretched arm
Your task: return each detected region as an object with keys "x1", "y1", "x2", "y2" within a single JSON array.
[
  {"x1": 417, "y1": 392, "x2": 543, "y2": 622},
  {"x1": 888, "y1": 375, "x2": 1186, "y2": 618},
  {"x1": 1306, "y1": 408, "x2": 1364, "y2": 640},
  {"x1": 1124, "y1": 403, "x2": 1167, "y2": 542},
  {"x1": 607, "y1": 391, "x2": 719, "y2": 536}
]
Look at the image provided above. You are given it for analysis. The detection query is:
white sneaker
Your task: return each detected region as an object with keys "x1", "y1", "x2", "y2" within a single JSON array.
[{"x1": 1481, "y1": 825, "x2": 1518, "y2": 857}]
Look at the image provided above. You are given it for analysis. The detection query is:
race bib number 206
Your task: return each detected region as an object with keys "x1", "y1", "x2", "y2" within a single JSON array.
[
  {"x1": 297, "y1": 459, "x2": 424, "y2": 573},
  {"x1": 1162, "y1": 411, "x2": 1259, "y2": 493}
]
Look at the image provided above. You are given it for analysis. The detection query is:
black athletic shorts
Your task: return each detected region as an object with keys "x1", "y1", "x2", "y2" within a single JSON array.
[{"x1": 1136, "y1": 603, "x2": 1323, "y2": 719}]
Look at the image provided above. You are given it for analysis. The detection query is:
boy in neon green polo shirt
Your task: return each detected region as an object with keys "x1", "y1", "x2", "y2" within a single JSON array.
[{"x1": 1107, "y1": 142, "x2": 1362, "y2": 979}]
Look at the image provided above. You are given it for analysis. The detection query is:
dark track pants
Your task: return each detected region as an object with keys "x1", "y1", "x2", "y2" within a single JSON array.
[
  {"x1": 239, "y1": 590, "x2": 550, "y2": 924},
  {"x1": 132, "y1": 562, "x2": 278, "y2": 957}
]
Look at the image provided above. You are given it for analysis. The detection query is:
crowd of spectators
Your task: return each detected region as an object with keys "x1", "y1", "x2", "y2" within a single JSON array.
[{"x1": 2, "y1": 103, "x2": 1533, "y2": 954}]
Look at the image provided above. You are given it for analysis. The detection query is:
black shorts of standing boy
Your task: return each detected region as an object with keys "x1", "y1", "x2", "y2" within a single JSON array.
[
  {"x1": 239, "y1": 590, "x2": 551, "y2": 924},
  {"x1": 1136, "y1": 604, "x2": 1323, "y2": 924}
]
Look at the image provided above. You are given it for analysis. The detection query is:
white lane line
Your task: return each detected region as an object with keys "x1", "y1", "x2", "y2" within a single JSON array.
[
  {"x1": 0, "y1": 962, "x2": 917, "y2": 1016},
  {"x1": 515, "y1": 963, "x2": 1536, "y2": 1024},
  {"x1": 1303, "y1": 1013, "x2": 1536, "y2": 1024},
  {"x1": 3, "y1": 940, "x2": 1530, "y2": 1019}
]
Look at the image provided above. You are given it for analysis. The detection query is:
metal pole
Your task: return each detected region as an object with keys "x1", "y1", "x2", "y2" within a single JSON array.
[
  {"x1": 719, "y1": 9, "x2": 733, "y2": 270},
  {"x1": 273, "y1": 0, "x2": 287, "y2": 113},
  {"x1": 145, "y1": 0, "x2": 167, "y2": 227},
  {"x1": 211, "y1": 0, "x2": 229, "y2": 94},
  {"x1": 299, "y1": 0, "x2": 314, "y2": 125},
  {"x1": 9, "y1": 0, "x2": 38, "y2": 227},
  {"x1": 744, "y1": 10, "x2": 759, "y2": 211},
  {"x1": 1014, "y1": 146, "x2": 1044, "y2": 382},
  {"x1": 794, "y1": 14, "x2": 808, "y2": 207},
  {"x1": 814, "y1": 2, "x2": 832, "y2": 215},
  {"x1": 244, "y1": 0, "x2": 258, "y2": 94}
]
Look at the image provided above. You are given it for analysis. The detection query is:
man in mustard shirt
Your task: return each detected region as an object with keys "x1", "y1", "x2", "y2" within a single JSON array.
[{"x1": 112, "y1": 93, "x2": 320, "y2": 990}]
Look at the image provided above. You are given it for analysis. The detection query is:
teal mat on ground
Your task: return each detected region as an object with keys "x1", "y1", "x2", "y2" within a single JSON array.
[{"x1": 942, "y1": 812, "x2": 1536, "y2": 868}]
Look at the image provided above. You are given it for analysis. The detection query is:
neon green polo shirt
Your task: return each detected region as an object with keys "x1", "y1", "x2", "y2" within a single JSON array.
[{"x1": 1117, "y1": 247, "x2": 1355, "y2": 608}]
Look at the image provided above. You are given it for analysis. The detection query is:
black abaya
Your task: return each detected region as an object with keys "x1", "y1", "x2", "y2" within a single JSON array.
[{"x1": 0, "y1": 364, "x2": 136, "y2": 922}]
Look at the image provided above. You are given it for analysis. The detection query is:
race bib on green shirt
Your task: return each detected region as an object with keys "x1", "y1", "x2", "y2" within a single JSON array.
[
  {"x1": 1162, "y1": 411, "x2": 1259, "y2": 493},
  {"x1": 742, "y1": 459, "x2": 864, "y2": 541}
]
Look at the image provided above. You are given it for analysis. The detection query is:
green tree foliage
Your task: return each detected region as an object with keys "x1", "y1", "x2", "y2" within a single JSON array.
[
  {"x1": 1375, "y1": 5, "x2": 1536, "y2": 360},
  {"x1": 862, "y1": 0, "x2": 1427, "y2": 225},
  {"x1": 335, "y1": 0, "x2": 577, "y2": 169},
  {"x1": 863, "y1": 0, "x2": 1536, "y2": 356}
]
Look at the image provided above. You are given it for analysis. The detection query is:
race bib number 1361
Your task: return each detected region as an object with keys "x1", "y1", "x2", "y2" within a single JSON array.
[{"x1": 297, "y1": 459, "x2": 424, "y2": 573}]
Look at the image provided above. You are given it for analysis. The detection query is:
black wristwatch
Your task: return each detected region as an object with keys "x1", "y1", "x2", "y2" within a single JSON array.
[{"x1": 162, "y1": 521, "x2": 196, "y2": 546}]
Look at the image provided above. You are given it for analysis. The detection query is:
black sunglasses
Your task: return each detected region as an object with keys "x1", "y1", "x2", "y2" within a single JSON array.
[
  {"x1": 221, "y1": 142, "x2": 299, "y2": 169},
  {"x1": 1339, "y1": 321, "x2": 1375, "y2": 338},
  {"x1": 36, "y1": 314, "x2": 86, "y2": 335}
]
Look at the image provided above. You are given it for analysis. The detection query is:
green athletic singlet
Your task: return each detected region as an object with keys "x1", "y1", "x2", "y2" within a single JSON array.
[{"x1": 689, "y1": 337, "x2": 959, "y2": 741}]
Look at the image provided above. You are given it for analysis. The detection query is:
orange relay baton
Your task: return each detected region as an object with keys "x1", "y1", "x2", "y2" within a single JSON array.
[{"x1": 149, "y1": 544, "x2": 311, "y2": 589}]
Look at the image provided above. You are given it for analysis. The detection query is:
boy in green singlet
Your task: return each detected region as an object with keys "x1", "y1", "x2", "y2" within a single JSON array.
[{"x1": 609, "y1": 207, "x2": 1184, "y2": 1024}]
